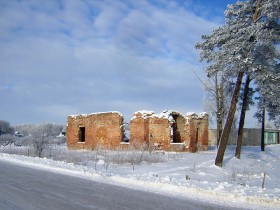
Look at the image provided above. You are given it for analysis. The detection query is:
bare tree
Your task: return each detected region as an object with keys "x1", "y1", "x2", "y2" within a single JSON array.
[
  {"x1": 195, "y1": 71, "x2": 232, "y2": 147},
  {"x1": 30, "y1": 124, "x2": 51, "y2": 157},
  {"x1": 13, "y1": 123, "x2": 64, "y2": 138},
  {"x1": 0, "y1": 134, "x2": 15, "y2": 147}
]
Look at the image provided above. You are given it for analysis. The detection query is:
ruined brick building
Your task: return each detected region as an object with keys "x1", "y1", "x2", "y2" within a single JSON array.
[
  {"x1": 67, "y1": 112, "x2": 124, "y2": 150},
  {"x1": 66, "y1": 110, "x2": 208, "y2": 152}
]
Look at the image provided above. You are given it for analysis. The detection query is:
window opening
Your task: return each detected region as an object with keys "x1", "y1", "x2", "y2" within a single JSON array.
[
  {"x1": 79, "y1": 127, "x2": 85, "y2": 143},
  {"x1": 196, "y1": 128, "x2": 199, "y2": 146},
  {"x1": 122, "y1": 122, "x2": 130, "y2": 143}
]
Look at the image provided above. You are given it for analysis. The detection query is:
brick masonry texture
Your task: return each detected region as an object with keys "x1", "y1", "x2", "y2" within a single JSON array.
[
  {"x1": 67, "y1": 112, "x2": 124, "y2": 150},
  {"x1": 66, "y1": 110, "x2": 208, "y2": 152}
]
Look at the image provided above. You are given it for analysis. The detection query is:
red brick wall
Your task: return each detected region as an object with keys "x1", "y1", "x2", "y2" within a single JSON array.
[
  {"x1": 197, "y1": 117, "x2": 209, "y2": 151},
  {"x1": 130, "y1": 117, "x2": 149, "y2": 147},
  {"x1": 185, "y1": 113, "x2": 209, "y2": 152},
  {"x1": 67, "y1": 112, "x2": 124, "y2": 150},
  {"x1": 185, "y1": 117, "x2": 197, "y2": 152},
  {"x1": 148, "y1": 117, "x2": 170, "y2": 150},
  {"x1": 130, "y1": 111, "x2": 194, "y2": 152}
]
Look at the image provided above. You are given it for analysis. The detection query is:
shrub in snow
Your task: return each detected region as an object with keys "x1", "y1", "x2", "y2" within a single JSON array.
[{"x1": 0, "y1": 134, "x2": 15, "y2": 147}]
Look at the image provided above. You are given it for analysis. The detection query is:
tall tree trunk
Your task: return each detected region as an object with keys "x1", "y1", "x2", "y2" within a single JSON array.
[
  {"x1": 215, "y1": 73, "x2": 221, "y2": 147},
  {"x1": 235, "y1": 74, "x2": 251, "y2": 159},
  {"x1": 217, "y1": 118, "x2": 223, "y2": 148},
  {"x1": 215, "y1": 71, "x2": 244, "y2": 167},
  {"x1": 218, "y1": 78, "x2": 225, "y2": 147}
]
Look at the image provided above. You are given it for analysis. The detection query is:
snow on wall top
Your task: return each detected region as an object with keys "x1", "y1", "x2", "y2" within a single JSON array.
[
  {"x1": 153, "y1": 110, "x2": 176, "y2": 122},
  {"x1": 132, "y1": 110, "x2": 155, "y2": 119},
  {"x1": 186, "y1": 112, "x2": 208, "y2": 119},
  {"x1": 132, "y1": 110, "x2": 186, "y2": 122},
  {"x1": 69, "y1": 111, "x2": 123, "y2": 119},
  {"x1": 133, "y1": 110, "x2": 155, "y2": 115},
  {"x1": 198, "y1": 112, "x2": 208, "y2": 118},
  {"x1": 186, "y1": 112, "x2": 196, "y2": 116}
]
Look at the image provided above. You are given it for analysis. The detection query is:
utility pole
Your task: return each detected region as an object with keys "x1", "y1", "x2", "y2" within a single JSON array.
[
  {"x1": 261, "y1": 101, "x2": 265, "y2": 151},
  {"x1": 252, "y1": 0, "x2": 265, "y2": 152}
]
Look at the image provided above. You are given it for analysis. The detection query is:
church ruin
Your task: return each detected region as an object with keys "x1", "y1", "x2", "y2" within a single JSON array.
[{"x1": 66, "y1": 110, "x2": 208, "y2": 152}]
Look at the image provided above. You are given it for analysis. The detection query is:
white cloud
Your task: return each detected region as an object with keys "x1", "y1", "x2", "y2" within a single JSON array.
[{"x1": 0, "y1": 0, "x2": 229, "y2": 125}]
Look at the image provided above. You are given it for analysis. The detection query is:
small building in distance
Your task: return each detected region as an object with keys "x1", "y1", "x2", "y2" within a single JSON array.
[
  {"x1": 66, "y1": 110, "x2": 208, "y2": 152},
  {"x1": 14, "y1": 131, "x2": 23, "y2": 138}
]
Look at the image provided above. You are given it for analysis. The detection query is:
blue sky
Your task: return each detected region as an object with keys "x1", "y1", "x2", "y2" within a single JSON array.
[{"x1": 1, "y1": 0, "x2": 258, "y2": 127}]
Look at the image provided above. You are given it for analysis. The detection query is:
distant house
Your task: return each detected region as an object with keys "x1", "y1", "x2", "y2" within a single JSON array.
[
  {"x1": 264, "y1": 129, "x2": 280, "y2": 145},
  {"x1": 56, "y1": 132, "x2": 66, "y2": 138},
  {"x1": 14, "y1": 131, "x2": 23, "y2": 138},
  {"x1": 66, "y1": 110, "x2": 209, "y2": 152}
]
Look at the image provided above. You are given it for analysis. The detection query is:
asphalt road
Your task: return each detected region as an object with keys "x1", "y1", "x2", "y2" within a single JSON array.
[{"x1": 0, "y1": 160, "x2": 237, "y2": 210}]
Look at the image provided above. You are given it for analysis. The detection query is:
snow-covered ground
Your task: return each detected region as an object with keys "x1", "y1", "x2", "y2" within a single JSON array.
[{"x1": 1, "y1": 145, "x2": 280, "y2": 209}]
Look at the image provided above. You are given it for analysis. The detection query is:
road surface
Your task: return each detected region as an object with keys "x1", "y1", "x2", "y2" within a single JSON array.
[{"x1": 0, "y1": 160, "x2": 238, "y2": 210}]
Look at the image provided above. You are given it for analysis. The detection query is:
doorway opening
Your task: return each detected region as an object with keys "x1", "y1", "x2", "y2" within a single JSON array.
[{"x1": 171, "y1": 114, "x2": 185, "y2": 143}]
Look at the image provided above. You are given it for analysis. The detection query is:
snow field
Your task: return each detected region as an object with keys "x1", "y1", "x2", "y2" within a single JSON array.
[{"x1": 1, "y1": 145, "x2": 280, "y2": 209}]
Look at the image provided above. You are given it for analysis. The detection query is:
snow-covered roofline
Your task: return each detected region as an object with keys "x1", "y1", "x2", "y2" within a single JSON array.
[
  {"x1": 132, "y1": 110, "x2": 207, "y2": 121},
  {"x1": 186, "y1": 112, "x2": 196, "y2": 116},
  {"x1": 186, "y1": 112, "x2": 208, "y2": 119},
  {"x1": 69, "y1": 111, "x2": 123, "y2": 118},
  {"x1": 133, "y1": 110, "x2": 155, "y2": 116}
]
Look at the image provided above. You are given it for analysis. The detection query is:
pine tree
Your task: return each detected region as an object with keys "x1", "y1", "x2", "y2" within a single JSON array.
[{"x1": 196, "y1": 0, "x2": 280, "y2": 166}]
